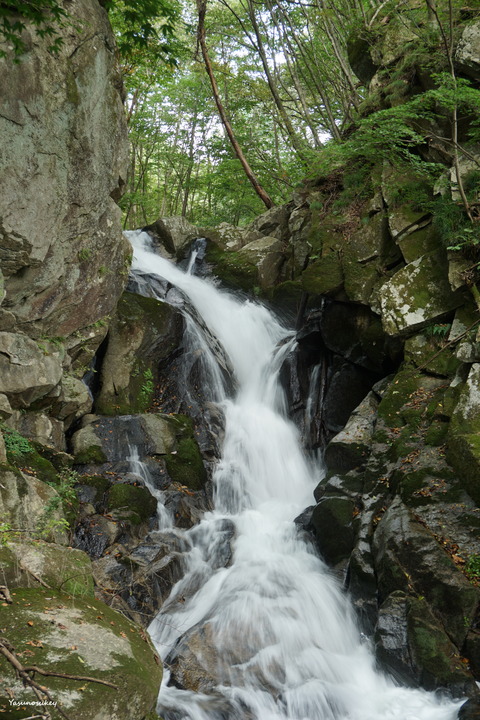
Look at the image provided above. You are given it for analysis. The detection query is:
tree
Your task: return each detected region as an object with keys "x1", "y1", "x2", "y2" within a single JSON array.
[{"x1": 196, "y1": 0, "x2": 274, "y2": 209}]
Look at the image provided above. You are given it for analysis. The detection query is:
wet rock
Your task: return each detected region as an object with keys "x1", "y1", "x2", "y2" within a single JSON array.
[
  {"x1": 324, "y1": 392, "x2": 378, "y2": 474},
  {"x1": 143, "y1": 216, "x2": 199, "y2": 258},
  {"x1": 74, "y1": 514, "x2": 122, "y2": 559},
  {"x1": 373, "y1": 497, "x2": 480, "y2": 648},
  {"x1": 92, "y1": 534, "x2": 187, "y2": 626},
  {"x1": 459, "y1": 699, "x2": 480, "y2": 719},
  {"x1": 309, "y1": 495, "x2": 356, "y2": 566},
  {"x1": 95, "y1": 291, "x2": 183, "y2": 416},
  {"x1": 375, "y1": 591, "x2": 477, "y2": 695},
  {"x1": 164, "y1": 484, "x2": 212, "y2": 529},
  {"x1": 323, "y1": 359, "x2": 378, "y2": 434}
]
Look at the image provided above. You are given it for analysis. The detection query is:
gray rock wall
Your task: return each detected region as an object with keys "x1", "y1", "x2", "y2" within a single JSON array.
[{"x1": 0, "y1": 0, "x2": 130, "y2": 444}]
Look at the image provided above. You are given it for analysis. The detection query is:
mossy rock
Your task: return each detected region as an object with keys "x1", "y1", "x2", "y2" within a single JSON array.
[
  {"x1": 0, "y1": 588, "x2": 162, "y2": 720},
  {"x1": 74, "y1": 444, "x2": 107, "y2": 465},
  {"x1": 447, "y1": 363, "x2": 480, "y2": 504},
  {"x1": 377, "y1": 369, "x2": 424, "y2": 427},
  {"x1": 0, "y1": 467, "x2": 68, "y2": 544},
  {"x1": 379, "y1": 251, "x2": 463, "y2": 336},
  {"x1": 95, "y1": 291, "x2": 183, "y2": 416},
  {"x1": 107, "y1": 483, "x2": 157, "y2": 523},
  {"x1": 205, "y1": 242, "x2": 258, "y2": 292},
  {"x1": 3, "y1": 427, "x2": 59, "y2": 483},
  {"x1": 404, "y1": 333, "x2": 460, "y2": 377},
  {"x1": 165, "y1": 437, "x2": 207, "y2": 491},
  {"x1": 300, "y1": 252, "x2": 344, "y2": 296},
  {"x1": 398, "y1": 224, "x2": 441, "y2": 263},
  {"x1": 5, "y1": 540, "x2": 94, "y2": 597},
  {"x1": 407, "y1": 595, "x2": 476, "y2": 693},
  {"x1": 309, "y1": 496, "x2": 356, "y2": 566}
]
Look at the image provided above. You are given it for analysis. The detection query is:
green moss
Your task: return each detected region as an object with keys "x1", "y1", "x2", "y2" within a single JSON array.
[
  {"x1": 0, "y1": 588, "x2": 161, "y2": 720},
  {"x1": 74, "y1": 445, "x2": 107, "y2": 465},
  {"x1": 205, "y1": 243, "x2": 258, "y2": 292},
  {"x1": 377, "y1": 370, "x2": 423, "y2": 427},
  {"x1": 301, "y1": 253, "x2": 344, "y2": 295},
  {"x1": 3, "y1": 430, "x2": 59, "y2": 484},
  {"x1": 108, "y1": 483, "x2": 157, "y2": 522},
  {"x1": 268, "y1": 279, "x2": 304, "y2": 307},
  {"x1": 165, "y1": 437, "x2": 207, "y2": 490},
  {"x1": 447, "y1": 432, "x2": 480, "y2": 505},
  {"x1": 425, "y1": 420, "x2": 448, "y2": 446}
]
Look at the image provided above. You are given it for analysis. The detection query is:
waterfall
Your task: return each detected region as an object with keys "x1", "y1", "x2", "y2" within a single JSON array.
[
  {"x1": 128, "y1": 231, "x2": 462, "y2": 720},
  {"x1": 126, "y1": 441, "x2": 172, "y2": 530}
]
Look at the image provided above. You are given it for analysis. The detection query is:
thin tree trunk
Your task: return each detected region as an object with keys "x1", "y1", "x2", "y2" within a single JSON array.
[{"x1": 196, "y1": 0, "x2": 274, "y2": 209}]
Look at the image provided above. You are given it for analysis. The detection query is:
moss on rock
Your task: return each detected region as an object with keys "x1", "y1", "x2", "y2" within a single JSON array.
[
  {"x1": 0, "y1": 588, "x2": 162, "y2": 720},
  {"x1": 165, "y1": 437, "x2": 207, "y2": 491},
  {"x1": 107, "y1": 483, "x2": 157, "y2": 523},
  {"x1": 205, "y1": 242, "x2": 258, "y2": 292}
]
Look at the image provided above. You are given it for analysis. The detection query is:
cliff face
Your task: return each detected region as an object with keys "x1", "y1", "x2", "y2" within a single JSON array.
[
  {"x1": 0, "y1": 7, "x2": 164, "y2": 718},
  {"x1": 0, "y1": 0, "x2": 130, "y2": 448}
]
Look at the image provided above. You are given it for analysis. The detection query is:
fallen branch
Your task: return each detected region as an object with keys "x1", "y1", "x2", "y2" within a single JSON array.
[
  {"x1": 22, "y1": 665, "x2": 118, "y2": 689},
  {"x1": 0, "y1": 637, "x2": 118, "y2": 720}
]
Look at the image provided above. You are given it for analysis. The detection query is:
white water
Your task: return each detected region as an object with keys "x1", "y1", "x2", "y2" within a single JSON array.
[
  {"x1": 128, "y1": 231, "x2": 462, "y2": 720},
  {"x1": 126, "y1": 442, "x2": 172, "y2": 530}
]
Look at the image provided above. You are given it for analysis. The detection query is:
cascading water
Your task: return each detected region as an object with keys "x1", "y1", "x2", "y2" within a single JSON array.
[
  {"x1": 128, "y1": 231, "x2": 462, "y2": 720},
  {"x1": 126, "y1": 441, "x2": 172, "y2": 530}
]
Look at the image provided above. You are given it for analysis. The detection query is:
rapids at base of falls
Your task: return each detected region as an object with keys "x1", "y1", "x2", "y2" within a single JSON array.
[{"x1": 126, "y1": 230, "x2": 463, "y2": 720}]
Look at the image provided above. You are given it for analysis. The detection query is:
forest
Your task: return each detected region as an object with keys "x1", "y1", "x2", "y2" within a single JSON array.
[{"x1": 1, "y1": 1, "x2": 480, "y2": 718}]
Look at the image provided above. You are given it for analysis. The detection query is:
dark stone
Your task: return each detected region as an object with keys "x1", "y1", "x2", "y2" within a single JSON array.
[
  {"x1": 373, "y1": 498, "x2": 480, "y2": 648},
  {"x1": 459, "y1": 699, "x2": 480, "y2": 719},
  {"x1": 375, "y1": 591, "x2": 478, "y2": 696},
  {"x1": 309, "y1": 496, "x2": 356, "y2": 565},
  {"x1": 323, "y1": 359, "x2": 378, "y2": 434}
]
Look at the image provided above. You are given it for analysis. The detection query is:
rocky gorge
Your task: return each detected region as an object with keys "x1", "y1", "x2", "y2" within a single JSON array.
[{"x1": 1, "y1": 1, "x2": 480, "y2": 719}]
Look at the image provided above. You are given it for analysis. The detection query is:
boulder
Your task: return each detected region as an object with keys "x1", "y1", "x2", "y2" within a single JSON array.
[
  {"x1": 95, "y1": 291, "x2": 183, "y2": 416},
  {"x1": 0, "y1": 467, "x2": 67, "y2": 542},
  {"x1": 246, "y1": 203, "x2": 291, "y2": 242},
  {"x1": 373, "y1": 498, "x2": 479, "y2": 647},
  {"x1": 375, "y1": 591, "x2": 477, "y2": 695},
  {"x1": 0, "y1": 332, "x2": 63, "y2": 408},
  {"x1": 202, "y1": 222, "x2": 249, "y2": 251},
  {"x1": 52, "y1": 374, "x2": 93, "y2": 429},
  {"x1": 10, "y1": 410, "x2": 66, "y2": 450},
  {"x1": 143, "y1": 216, "x2": 199, "y2": 257},
  {"x1": 3, "y1": 540, "x2": 94, "y2": 597},
  {"x1": 0, "y1": 0, "x2": 129, "y2": 354},
  {"x1": 324, "y1": 392, "x2": 378, "y2": 474},
  {"x1": 237, "y1": 235, "x2": 287, "y2": 289},
  {"x1": 0, "y1": 587, "x2": 162, "y2": 720},
  {"x1": 455, "y1": 20, "x2": 480, "y2": 81},
  {"x1": 379, "y1": 252, "x2": 462, "y2": 336}
]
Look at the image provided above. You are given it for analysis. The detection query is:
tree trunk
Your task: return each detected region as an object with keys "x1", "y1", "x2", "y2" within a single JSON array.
[{"x1": 196, "y1": 0, "x2": 274, "y2": 209}]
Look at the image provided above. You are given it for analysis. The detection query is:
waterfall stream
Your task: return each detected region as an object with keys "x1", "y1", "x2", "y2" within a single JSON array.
[{"x1": 128, "y1": 231, "x2": 462, "y2": 720}]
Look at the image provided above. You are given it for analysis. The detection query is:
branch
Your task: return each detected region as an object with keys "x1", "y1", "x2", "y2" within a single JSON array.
[
  {"x1": 22, "y1": 666, "x2": 118, "y2": 689},
  {"x1": 0, "y1": 637, "x2": 118, "y2": 720}
]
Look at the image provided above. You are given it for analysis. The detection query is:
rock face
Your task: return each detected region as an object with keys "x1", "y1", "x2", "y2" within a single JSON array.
[{"x1": 0, "y1": 0, "x2": 130, "y2": 450}]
